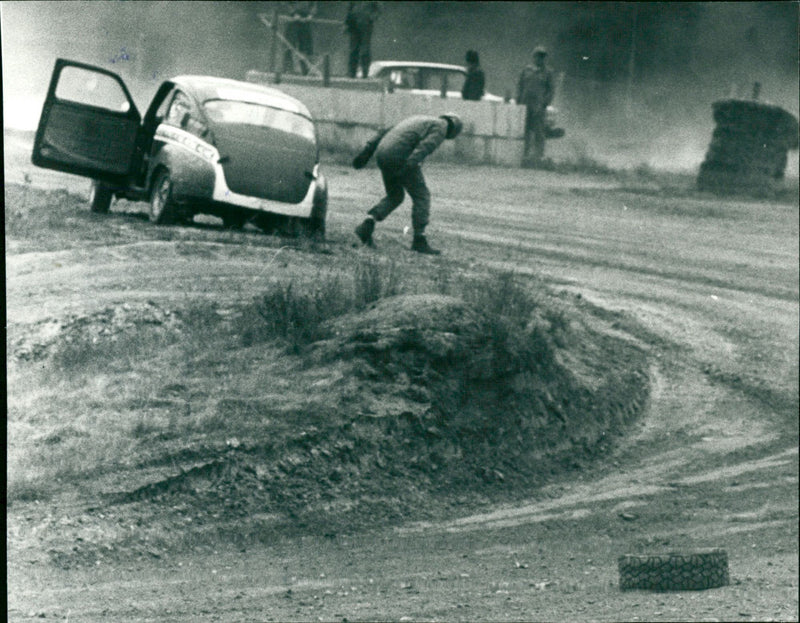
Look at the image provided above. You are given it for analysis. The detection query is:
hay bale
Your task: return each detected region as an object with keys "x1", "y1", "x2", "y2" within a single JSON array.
[{"x1": 697, "y1": 99, "x2": 799, "y2": 195}]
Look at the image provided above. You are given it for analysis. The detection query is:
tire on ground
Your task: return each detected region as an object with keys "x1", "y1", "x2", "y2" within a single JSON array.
[
  {"x1": 304, "y1": 215, "x2": 326, "y2": 238},
  {"x1": 150, "y1": 170, "x2": 178, "y2": 224},
  {"x1": 254, "y1": 213, "x2": 281, "y2": 235},
  {"x1": 89, "y1": 180, "x2": 113, "y2": 213},
  {"x1": 222, "y1": 213, "x2": 247, "y2": 230},
  {"x1": 618, "y1": 549, "x2": 729, "y2": 591}
]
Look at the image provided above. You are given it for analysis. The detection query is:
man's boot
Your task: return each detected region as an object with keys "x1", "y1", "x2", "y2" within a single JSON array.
[
  {"x1": 354, "y1": 217, "x2": 376, "y2": 247},
  {"x1": 411, "y1": 234, "x2": 441, "y2": 255}
]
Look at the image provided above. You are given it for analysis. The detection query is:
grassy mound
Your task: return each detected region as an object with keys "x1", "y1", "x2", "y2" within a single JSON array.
[{"x1": 8, "y1": 262, "x2": 649, "y2": 562}]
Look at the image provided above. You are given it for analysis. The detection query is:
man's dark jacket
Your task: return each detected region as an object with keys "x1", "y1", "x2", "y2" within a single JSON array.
[{"x1": 353, "y1": 115, "x2": 448, "y2": 169}]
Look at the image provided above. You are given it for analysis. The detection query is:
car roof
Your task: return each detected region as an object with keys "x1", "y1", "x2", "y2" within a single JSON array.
[
  {"x1": 368, "y1": 61, "x2": 466, "y2": 76},
  {"x1": 171, "y1": 75, "x2": 311, "y2": 118}
]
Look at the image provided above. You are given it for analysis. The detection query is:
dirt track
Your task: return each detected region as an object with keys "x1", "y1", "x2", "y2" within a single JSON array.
[{"x1": 6, "y1": 139, "x2": 799, "y2": 621}]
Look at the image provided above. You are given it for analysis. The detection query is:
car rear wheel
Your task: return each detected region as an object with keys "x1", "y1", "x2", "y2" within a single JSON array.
[
  {"x1": 222, "y1": 214, "x2": 247, "y2": 230},
  {"x1": 150, "y1": 170, "x2": 177, "y2": 224},
  {"x1": 304, "y1": 216, "x2": 326, "y2": 238},
  {"x1": 89, "y1": 180, "x2": 113, "y2": 213},
  {"x1": 254, "y1": 213, "x2": 280, "y2": 234}
]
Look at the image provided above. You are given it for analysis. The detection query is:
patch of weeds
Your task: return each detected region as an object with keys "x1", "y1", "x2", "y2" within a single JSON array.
[
  {"x1": 445, "y1": 270, "x2": 562, "y2": 381},
  {"x1": 176, "y1": 300, "x2": 223, "y2": 335},
  {"x1": 50, "y1": 326, "x2": 178, "y2": 376},
  {"x1": 543, "y1": 306, "x2": 570, "y2": 348},
  {"x1": 256, "y1": 277, "x2": 343, "y2": 351},
  {"x1": 431, "y1": 263, "x2": 459, "y2": 296},
  {"x1": 462, "y1": 271, "x2": 541, "y2": 330},
  {"x1": 249, "y1": 257, "x2": 402, "y2": 351},
  {"x1": 5, "y1": 184, "x2": 88, "y2": 244},
  {"x1": 354, "y1": 257, "x2": 400, "y2": 308}
]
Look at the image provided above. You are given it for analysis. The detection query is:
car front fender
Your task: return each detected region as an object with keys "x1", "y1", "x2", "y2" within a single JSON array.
[{"x1": 148, "y1": 141, "x2": 215, "y2": 201}]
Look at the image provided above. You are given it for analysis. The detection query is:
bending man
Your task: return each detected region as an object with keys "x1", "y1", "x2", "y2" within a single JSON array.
[{"x1": 352, "y1": 113, "x2": 463, "y2": 255}]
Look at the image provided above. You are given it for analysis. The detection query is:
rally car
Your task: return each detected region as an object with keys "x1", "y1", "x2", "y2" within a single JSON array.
[{"x1": 32, "y1": 59, "x2": 328, "y2": 235}]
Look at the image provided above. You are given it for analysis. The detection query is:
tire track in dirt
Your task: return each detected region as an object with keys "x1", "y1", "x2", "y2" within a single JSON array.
[
  {"x1": 396, "y1": 446, "x2": 797, "y2": 535},
  {"x1": 5, "y1": 241, "x2": 312, "y2": 325}
]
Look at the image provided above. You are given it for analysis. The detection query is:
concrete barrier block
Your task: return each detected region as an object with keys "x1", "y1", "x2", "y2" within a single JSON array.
[
  {"x1": 463, "y1": 101, "x2": 498, "y2": 138},
  {"x1": 495, "y1": 104, "x2": 527, "y2": 139},
  {"x1": 251, "y1": 83, "x2": 331, "y2": 120},
  {"x1": 488, "y1": 137, "x2": 525, "y2": 167},
  {"x1": 333, "y1": 90, "x2": 384, "y2": 126},
  {"x1": 315, "y1": 121, "x2": 337, "y2": 147},
  {"x1": 429, "y1": 139, "x2": 456, "y2": 163},
  {"x1": 427, "y1": 135, "x2": 488, "y2": 164},
  {"x1": 247, "y1": 84, "x2": 384, "y2": 126},
  {"x1": 382, "y1": 91, "x2": 439, "y2": 126},
  {"x1": 423, "y1": 98, "x2": 497, "y2": 138},
  {"x1": 283, "y1": 85, "x2": 340, "y2": 121},
  {"x1": 380, "y1": 93, "x2": 504, "y2": 139},
  {"x1": 330, "y1": 123, "x2": 377, "y2": 152},
  {"x1": 453, "y1": 135, "x2": 489, "y2": 164}
]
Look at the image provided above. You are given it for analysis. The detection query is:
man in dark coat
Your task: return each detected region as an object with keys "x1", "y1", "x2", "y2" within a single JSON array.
[
  {"x1": 461, "y1": 49, "x2": 485, "y2": 101},
  {"x1": 345, "y1": 1, "x2": 379, "y2": 79},
  {"x1": 283, "y1": 1, "x2": 317, "y2": 76},
  {"x1": 517, "y1": 46, "x2": 555, "y2": 163},
  {"x1": 352, "y1": 114, "x2": 464, "y2": 255}
]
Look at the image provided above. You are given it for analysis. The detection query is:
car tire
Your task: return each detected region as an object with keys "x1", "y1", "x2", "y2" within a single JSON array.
[
  {"x1": 150, "y1": 170, "x2": 177, "y2": 224},
  {"x1": 618, "y1": 549, "x2": 729, "y2": 591},
  {"x1": 89, "y1": 180, "x2": 113, "y2": 213},
  {"x1": 309, "y1": 178, "x2": 328, "y2": 238},
  {"x1": 254, "y1": 213, "x2": 280, "y2": 235},
  {"x1": 222, "y1": 214, "x2": 247, "y2": 230},
  {"x1": 304, "y1": 216, "x2": 326, "y2": 239}
]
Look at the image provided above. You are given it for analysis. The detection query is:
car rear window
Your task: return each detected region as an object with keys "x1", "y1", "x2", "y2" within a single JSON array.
[{"x1": 203, "y1": 100, "x2": 315, "y2": 141}]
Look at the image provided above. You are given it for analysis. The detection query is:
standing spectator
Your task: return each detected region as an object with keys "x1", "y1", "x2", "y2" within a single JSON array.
[
  {"x1": 517, "y1": 46, "x2": 555, "y2": 164},
  {"x1": 352, "y1": 114, "x2": 464, "y2": 255},
  {"x1": 461, "y1": 49, "x2": 485, "y2": 101},
  {"x1": 283, "y1": 1, "x2": 317, "y2": 75},
  {"x1": 345, "y1": 1, "x2": 379, "y2": 78}
]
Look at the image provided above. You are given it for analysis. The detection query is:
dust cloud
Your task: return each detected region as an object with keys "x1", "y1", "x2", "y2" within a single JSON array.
[{"x1": 2, "y1": 1, "x2": 797, "y2": 173}]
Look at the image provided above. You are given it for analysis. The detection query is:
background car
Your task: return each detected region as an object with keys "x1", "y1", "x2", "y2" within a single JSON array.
[
  {"x1": 368, "y1": 60, "x2": 505, "y2": 102},
  {"x1": 367, "y1": 60, "x2": 563, "y2": 139},
  {"x1": 32, "y1": 58, "x2": 328, "y2": 235}
]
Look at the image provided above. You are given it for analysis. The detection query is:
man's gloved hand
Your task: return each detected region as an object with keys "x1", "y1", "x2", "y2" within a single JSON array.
[{"x1": 352, "y1": 152, "x2": 370, "y2": 169}]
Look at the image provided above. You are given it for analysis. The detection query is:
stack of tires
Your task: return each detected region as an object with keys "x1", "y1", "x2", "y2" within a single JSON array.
[{"x1": 697, "y1": 99, "x2": 798, "y2": 196}]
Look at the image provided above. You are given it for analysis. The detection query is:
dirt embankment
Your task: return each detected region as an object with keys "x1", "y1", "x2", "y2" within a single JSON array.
[
  {"x1": 6, "y1": 193, "x2": 650, "y2": 562},
  {"x1": 112, "y1": 294, "x2": 648, "y2": 535}
]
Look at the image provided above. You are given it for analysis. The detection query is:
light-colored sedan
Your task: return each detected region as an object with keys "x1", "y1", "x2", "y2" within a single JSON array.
[{"x1": 368, "y1": 60, "x2": 505, "y2": 102}]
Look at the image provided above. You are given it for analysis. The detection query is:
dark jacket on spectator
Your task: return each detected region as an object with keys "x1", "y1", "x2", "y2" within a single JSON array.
[
  {"x1": 517, "y1": 64, "x2": 554, "y2": 112},
  {"x1": 369, "y1": 115, "x2": 448, "y2": 168},
  {"x1": 462, "y1": 65, "x2": 485, "y2": 101},
  {"x1": 346, "y1": 0, "x2": 379, "y2": 30}
]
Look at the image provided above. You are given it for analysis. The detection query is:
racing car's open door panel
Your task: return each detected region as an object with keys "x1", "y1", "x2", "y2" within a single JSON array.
[{"x1": 32, "y1": 59, "x2": 142, "y2": 186}]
